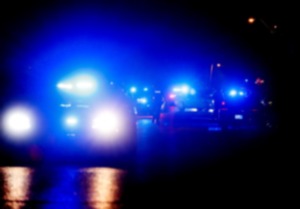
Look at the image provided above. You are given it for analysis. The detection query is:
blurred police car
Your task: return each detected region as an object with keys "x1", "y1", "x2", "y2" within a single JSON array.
[
  {"x1": 215, "y1": 87, "x2": 274, "y2": 131},
  {"x1": 0, "y1": 72, "x2": 137, "y2": 167},
  {"x1": 159, "y1": 86, "x2": 219, "y2": 131}
]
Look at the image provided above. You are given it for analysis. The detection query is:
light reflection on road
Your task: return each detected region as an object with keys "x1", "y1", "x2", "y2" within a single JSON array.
[
  {"x1": 0, "y1": 167, "x2": 34, "y2": 209},
  {"x1": 79, "y1": 167, "x2": 127, "y2": 209},
  {"x1": 0, "y1": 167, "x2": 126, "y2": 209}
]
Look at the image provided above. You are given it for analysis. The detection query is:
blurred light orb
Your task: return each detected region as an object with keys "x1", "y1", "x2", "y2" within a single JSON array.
[
  {"x1": 229, "y1": 90, "x2": 237, "y2": 97},
  {"x1": 1, "y1": 105, "x2": 36, "y2": 140},
  {"x1": 65, "y1": 116, "x2": 78, "y2": 126},
  {"x1": 130, "y1": 87, "x2": 137, "y2": 93},
  {"x1": 248, "y1": 17, "x2": 256, "y2": 24}
]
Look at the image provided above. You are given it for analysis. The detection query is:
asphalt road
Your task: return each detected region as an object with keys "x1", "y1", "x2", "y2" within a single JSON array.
[{"x1": 0, "y1": 118, "x2": 288, "y2": 208}]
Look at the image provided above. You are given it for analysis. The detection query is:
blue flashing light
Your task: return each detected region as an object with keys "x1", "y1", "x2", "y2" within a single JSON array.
[
  {"x1": 190, "y1": 88, "x2": 196, "y2": 95},
  {"x1": 137, "y1": 97, "x2": 147, "y2": 104},
  {"x1": 208, "y1": 127, "x2": 222, "y2": 132},
  {"x1": 229, "y1": 90, "x2": 237, "y2": 97},
  {"x1": 172, "y1": 85, "x2": 190, "y2": 94},
  {"x1": 208, "y1": 108, "x2": 214, "y2": 113},
  {"x1": 181, "y1": 85, "x2": 189, "y2": 94},
  {"x1": 234, "y1": 114, "x2": 243, "y2": 120},
  {"x1": 60, "y1": 103, "x2": 72, "y2": 108},
  {"x1": 65, "y1": 116, "x2": 78, "y2": 127},
  {"x1": 130, "y1": 87, "x2": 137, "y2": 93},
  {"x1": 57, "y1": 73, "x2": 97, "y2": 96},
  {"x1": 184, "y1": 108, "x2": 198, "y2": 112},
  {"x1": 172, "y1": 87, "x2": 181, "y2": 93},
  {"x1": 143, "y1": 87, "x2": 148, "y2": 92},
  {"x1": 239, "y1": 91, "x2": 244, "y2": 96}
]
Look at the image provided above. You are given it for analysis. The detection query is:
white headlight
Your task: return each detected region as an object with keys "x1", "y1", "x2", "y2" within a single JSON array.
[
  {"x1": 76, "y1": 81, "x2": 94, "y2": 90},
  {"x1": 1, "y1": 105, "x2": 36, "y2": 141},
  {"x1": 91, "y1": 110, "x2": 124, "y2": 137},
  {"x1": 234, "y1": 114, "x2": 243, "y2": 120},
  {"x1": 57, "y1": 74, "x2": 98, "y2": 96},
  {"x1": 57, "y1": 82, "x2": 73, "y2": 90},
  {"x1": 208, "y1": 108, "x2": 214, "y2": 113},
  {"x1": 65, "y1": 116, "x2": 78, "y2": 127}
]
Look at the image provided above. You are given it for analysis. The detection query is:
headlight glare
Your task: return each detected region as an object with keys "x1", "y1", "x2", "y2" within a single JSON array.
[
  {"x1": 1, "y1": 105, "x2": 37, "y2": 141},
  {"x1": 65, "y1": 116, "x2": 78, "y2": 127},
  {"x1": 91, "y1": 110, "x2": 124, "y2": 137}
]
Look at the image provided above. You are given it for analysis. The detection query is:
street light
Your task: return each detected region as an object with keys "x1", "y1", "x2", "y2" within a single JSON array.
[
  {"x1": 209, "y1": 63, "x2": 221, "y2": 86},
  {"x1": 248, "y1": 17, "x2": 256, "y2": 24},
  {"x1": 247, "y1": 16, "x2": 277, "y2": 34}
]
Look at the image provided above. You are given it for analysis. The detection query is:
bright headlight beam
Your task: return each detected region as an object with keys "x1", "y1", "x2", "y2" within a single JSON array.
[
  {"x1": 172, "y1": 85, "x2": 190, "y2": 94},
  {"x1": 91, "y1": 110, "x2": 123, "y2": 137},
  {"x1": 65, "y1": 116, "x2": 78, "y2": 126},
  {"x1": 76, "y1": 81, "x2": 93, "y2": 89},
  {"x1": 57, "y1": 82, "x2": 73, "y2": 90},
  {"x1": 1, "y1": 106, "x2": 36, "y2": 140}
]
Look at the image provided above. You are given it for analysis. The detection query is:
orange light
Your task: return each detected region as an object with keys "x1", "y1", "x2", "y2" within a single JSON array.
[{"x1": 248, "y1": 17, "x2": 256, "y2": 24}]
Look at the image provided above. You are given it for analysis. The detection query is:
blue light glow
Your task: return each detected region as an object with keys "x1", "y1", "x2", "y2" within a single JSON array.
[
  {"x1": 239, "y1": 91, "x2": 244, "y2": 96},
  {"x1": 172, "y1": 85, "x2": 190, "y2": 94},
  {"x1": 57, "y1": 82, "x2": 73, "y2": 90},
  {"x1": 172, "y1": 87, "x2": 181, "y2": 93},
  {"x1": 60, "y1": 103, "x2": 72, "y2": 108},
  {"x1": 65, "y1": 116, "x2": 78, "y2": 127},
  {"x1": 184, "y1": 108, "x2": 198, "y2": 112},
  {"x1": 234, "y1": 114, "x2": 243, "y2": 120},
  {"x1": 57, "y1": 73, "x2": 97, "y2": 96},
  {"x1": 91, "y1": 109, "x2": 125, "y2": 139},
  {"x1": 137, "y1": 98, "x2": 147, "y2": 104},
  {"x1": 190, "y1": 88, "x2": 196, "y2": 95},
  {"x1": 181, "y1": 85, "x2": 189, "y2": 94},
  {"x1": 229, "y1": 90, "x2": 237, "y2": 97},
  {"x1": 130, "y1": 87, "x2": 137, "y2": 93}
]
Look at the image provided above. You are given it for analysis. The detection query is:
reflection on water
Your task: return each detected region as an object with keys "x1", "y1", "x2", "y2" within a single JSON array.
[
  {"x1": 0, "y1": 167, "x2": 127, "y2": 209},
  {"x1": 0, "y1": 167, "x2": 33, "y2": 209},
  {"x1": 79, "y1": 167, "x2": 126, "y2": 209}
]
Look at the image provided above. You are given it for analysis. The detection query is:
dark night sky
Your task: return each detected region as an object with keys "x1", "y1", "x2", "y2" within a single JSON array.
[{"x1": 1, "y1": 0, "x2": 297, "y2": 108}]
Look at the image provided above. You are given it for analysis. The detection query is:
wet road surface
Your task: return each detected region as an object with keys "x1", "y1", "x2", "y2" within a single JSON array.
[{"x1": 0, "y1": 118, "x2": 287, "y2": 208}]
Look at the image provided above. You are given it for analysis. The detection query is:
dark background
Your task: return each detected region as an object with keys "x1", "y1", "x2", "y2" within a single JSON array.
[
  {"x1": 1, "y1": 0, "x2": 295, "y2": 155},
  {"x1": 1, "y1": 0, "x2": 296, "y2": 172},
  {"x1": 0, "y1": 1, "x2": 296, "y2": 207}
]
